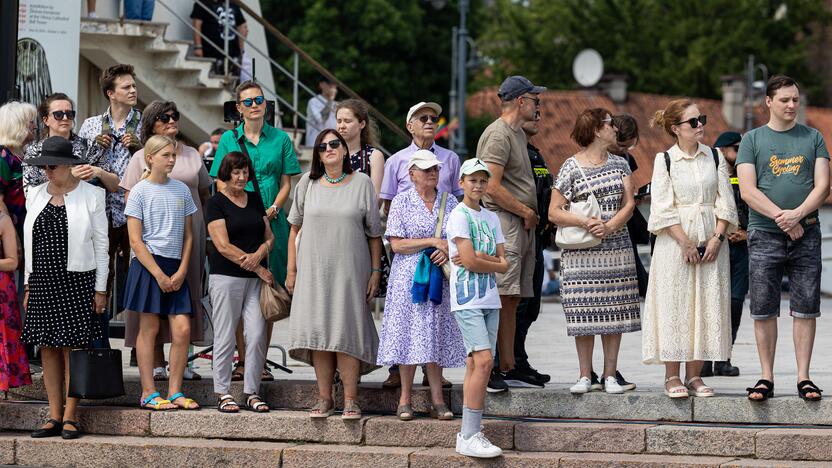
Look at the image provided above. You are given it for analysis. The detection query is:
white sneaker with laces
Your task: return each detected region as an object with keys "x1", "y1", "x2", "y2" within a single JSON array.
[
  {"x1": 456, "y1": 432, "x2": 503, "y2": 458},
  {"x1": 603, "y1": 376, "x2": 625, "y2": 394},
  {"x1": 570, "y1": 376, "x2": 592, "y2": 394}
]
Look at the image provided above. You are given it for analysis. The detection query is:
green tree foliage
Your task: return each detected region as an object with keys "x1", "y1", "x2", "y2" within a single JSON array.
[
  {"x1": 476, "y1": 0, "x2": 830, "y2": 103},
  {"x1": 261, "y1": 0, "x2": 476, "y2": 149}
]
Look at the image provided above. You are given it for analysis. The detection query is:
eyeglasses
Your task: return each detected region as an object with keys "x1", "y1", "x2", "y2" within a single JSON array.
[
  {"x1": 51, "y1": 110, "x2": 76, "y2": 120},
  {"x1": 240, "y1": 95, "x2": 265, "y2": 107},
  {"x1": 676, "y1": 115, "x2": 707, "y2": 128},
  {"x1": 415, "y1": 115, "x2": 439, "y2": 124},
  {"x1": 156, "y1": 111, "x2": 180, "y2": 123},
  {"x1": 317, "y1": 140, "x2": 342, "y2": 151},
  {"x1": 418, "y1": 166, "x2": 440, "y2": 173},
  {"x1": 521, "y1": 95, "x2": 540, "y2": 106},
  {"x1": 37, "y1": 165, "x2": 58, "y2": 170}
]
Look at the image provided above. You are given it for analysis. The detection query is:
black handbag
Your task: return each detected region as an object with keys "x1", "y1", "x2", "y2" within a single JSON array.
[{"x1": 68, "y1": 349, "x2": 125, "y2": 399}]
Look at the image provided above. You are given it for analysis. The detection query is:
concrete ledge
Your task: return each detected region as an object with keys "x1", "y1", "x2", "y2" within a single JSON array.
[
  {"x1": 409, "y1": 447, "x2": 561, "y2": 467},
  {"x1": 0, "y1": 434, "x2": 17, "y2": 465},
  {"x1": 756, "y1": 428, "x2": 832, "y2": 461},
  {"x1": 557, "y1": 452, "x2": 736, "y2": 467},
  {"x1": 14, "y1": 434, "x2": 290, "y2": 468},
  {"x1": 722, "y1": 460, "x2": 831, "y2": 467},
  {"x1": 281, "y1": 444, "x2": 415, "y2": 468},
  {"x1": 646, "y1": 425, "x2": 758, "y2": 457},
  {"x1": 450, "y1": 388, "x2": 692, "y2": 422},
  {"x1": 0, "y1": 402, "x2": 47, "y2": 431},
  {"x1": 0, "y1": 403, "x2": 150, "y2": 436},
  {"x1": 694, "y1": 396, "x2": 832, "y2": 425},
  {"x1": 150, "y1": 410, "x2": 365, "y2": 443},
  {"x1": 364, "y1": 416, "x2": 514, "y2": 448},
  {"x1": 515, "y1": 421, "x2": 648, "y2": 453}
]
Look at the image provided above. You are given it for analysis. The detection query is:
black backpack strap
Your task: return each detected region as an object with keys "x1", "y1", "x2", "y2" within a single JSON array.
[
  {"x1": 711, "y1": 146, "x2": 719, "y2": 168},
  {"x1": 233, "y1": 128, "x2": 264, "y2": 203},
  {"x1": 664, "y1": 152, "x2": 671, "y2": 173}
]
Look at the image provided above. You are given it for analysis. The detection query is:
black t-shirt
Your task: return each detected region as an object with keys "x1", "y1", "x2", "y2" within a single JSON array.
[
  {"x1": 205, "y1": 191, "x2": 266, "y2": 278},
  {"x1": 528, "y1": 143, "x2": 555, "y2": 248},
  {"x1": 190, "y1": 1, "x2": 246, "y2": 59}
]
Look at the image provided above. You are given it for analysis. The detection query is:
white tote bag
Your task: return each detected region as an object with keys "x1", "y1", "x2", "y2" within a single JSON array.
[{"x1": 555, "y1": 158, "x2": 603, "y2": 250}]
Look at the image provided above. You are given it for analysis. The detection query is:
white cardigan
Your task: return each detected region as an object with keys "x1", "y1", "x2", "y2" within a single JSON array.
[{"x1": 24, "y1": 181, "x2": 109, "y2": 292}]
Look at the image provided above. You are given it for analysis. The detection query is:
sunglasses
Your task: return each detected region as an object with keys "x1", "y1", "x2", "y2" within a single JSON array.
[
  {"x1": 37, "y1": 165, "x2": 58, "y2": 170},
  {"x1": 51, "y1": 110, "x2": 76, "y2": 120},
  {"x1": 240, "y1": 95, "x2": 265, "y2": 107},
  {"x1": 317, "y1": 139, "x2": 342, "y2": 151},
  {"x1": 415, "y1": 115, "x2": 439, "y2": 124},
  {"x1": 156, "y1": 111, "x2": 180, "y2": 123},
  {"x1": 676, "y1": 115, "x2": 707, "y2": 128},
  {"x1": 418, "y1": 166, "x2": 440, "y2": 173}
]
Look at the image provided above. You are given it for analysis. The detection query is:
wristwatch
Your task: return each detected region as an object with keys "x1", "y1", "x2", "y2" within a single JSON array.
[{"x1": 714, "y1": 233, "x2": 725, "y2": 242}]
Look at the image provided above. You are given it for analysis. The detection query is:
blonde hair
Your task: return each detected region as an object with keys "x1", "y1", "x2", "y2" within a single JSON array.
[
  {"x1": 650, "y1": 98, "x2": 694, "y2": 138},
  {"x1": 141, "y1": 135, "x2": 177, "y2": 180},
  {"x1": 0, "y1": 101, "x2": 37, "y2": 153}
]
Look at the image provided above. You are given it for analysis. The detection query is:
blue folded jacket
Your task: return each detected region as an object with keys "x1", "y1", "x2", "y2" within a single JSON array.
[{"x1": 411, "y1": 247, "x2": 444, "y2": 305}]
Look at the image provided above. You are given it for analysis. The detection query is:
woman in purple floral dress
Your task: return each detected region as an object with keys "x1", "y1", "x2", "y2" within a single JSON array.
[{"x1": 377, "y1": 150, "x2": 466, "y2": 421}]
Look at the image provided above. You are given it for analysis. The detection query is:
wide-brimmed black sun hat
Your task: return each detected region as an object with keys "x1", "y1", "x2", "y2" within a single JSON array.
[{"x1": 24, "y1": 136, "x2": 83, "y2": 166}]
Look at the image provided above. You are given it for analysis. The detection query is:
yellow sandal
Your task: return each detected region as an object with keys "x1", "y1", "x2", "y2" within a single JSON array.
[{"x1": 169, "y1": 392, "x2": 201, "y2": 410}]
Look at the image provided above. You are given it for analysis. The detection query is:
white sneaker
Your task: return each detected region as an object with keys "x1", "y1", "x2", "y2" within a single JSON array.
[
  {"x1": 456, "y1": 432, "x2": 503, "y2": 458},
  {"x1": 570, "y1": 376, "x2": 592, "y2": 394},
  {"x1": 603, "y1": 376, "x2": 625, "y2": 394},
  {"x1": 152, "y1": 366, "x2": 167, "y2": 380}
]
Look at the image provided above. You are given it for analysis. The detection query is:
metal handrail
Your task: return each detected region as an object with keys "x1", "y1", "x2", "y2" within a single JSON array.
[
  {"x1": 154, "y1": 0, "x2": 308, "y2": 127},
  {"x1": 230, "y1": 0, "x2": 411, "y2": 146}
]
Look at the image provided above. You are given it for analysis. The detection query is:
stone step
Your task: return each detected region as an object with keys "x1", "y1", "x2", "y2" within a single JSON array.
[
  {"x1": 6, "y1": 402, "x2": 832, "y2": 462},
  {"x1": 1, "y1": 432, "x2": 828, "y2": 467}
]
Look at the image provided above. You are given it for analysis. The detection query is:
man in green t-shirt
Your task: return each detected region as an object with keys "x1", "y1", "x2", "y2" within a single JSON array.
[{"x1": 736, "y1": 75, "x2": 830, "y2": 402}]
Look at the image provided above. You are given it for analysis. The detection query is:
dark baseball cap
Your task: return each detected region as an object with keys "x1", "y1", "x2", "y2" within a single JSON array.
[
  {"x1": 498, "y1": 75, "x2": 546, "y2": 101},
  {"x1": 714, "y1": 131, "x2": 742, "y2": 148}
]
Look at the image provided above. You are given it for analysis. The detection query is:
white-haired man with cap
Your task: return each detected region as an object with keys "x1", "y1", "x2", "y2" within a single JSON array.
[
  {"x1": 476, "y1": 75, "x2": 544, "y2": 392},
  {"x1": 380, "y1": 101, "x2": 463, "y2": 389}
]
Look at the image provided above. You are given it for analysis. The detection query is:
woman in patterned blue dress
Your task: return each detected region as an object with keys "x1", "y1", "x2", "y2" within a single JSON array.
[
  {"x1": 377, "y1": 150, "x2": 466, "y2": 421},
  {"x1": 550, "y1": 108, "x2": 641, "y2": 395}
]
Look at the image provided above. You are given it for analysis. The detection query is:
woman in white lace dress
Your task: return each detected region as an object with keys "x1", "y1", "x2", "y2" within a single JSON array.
[{"x1": 643, "y1": 98, "x2": 738, "y2": 399}]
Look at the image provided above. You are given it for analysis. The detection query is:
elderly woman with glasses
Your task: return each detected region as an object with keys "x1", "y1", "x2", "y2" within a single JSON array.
[
  {"x1": 286, "y1": 129, "x2": 383, "y2": 421},
  {"x1": 24, "y1": 93, "x2": 106, "y2": 190},
  {"x1": 549, "y1": 108, "x2": 641, "y2": 396},
  {"x1": 376, "y1": 149, "x2": 466, "y2": 421},
  {"x1": 120, "y1": 100, "x2": 212, "y2": 380},
  {"x1": 209, "y1": 80, "x2": 302, "y2": 382},
  {"x1": 0, "y1": 101, "x2": 37, "y2": 232}
]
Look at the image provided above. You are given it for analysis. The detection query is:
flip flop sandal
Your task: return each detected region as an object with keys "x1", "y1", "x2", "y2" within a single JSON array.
[
  {"x1": 430, "y1": 403, "x2": 454, "y2": 420},
  {"x1": 342, "y1": 400, "x2": 362, "y2": 420},
  {"x1": 746, "y1": 379, "x2": 774, "y2": 402},
  {"x1": 245, "y1": 394, "x2": 270, "y2": 413},
  {"x1": 140, "y1": 392, "x2": 175, "y2": 411},
  {"x1": 168, "y1": 392, "x2": 201, "y2": 410},
  {"x1": 309, "y1": 398, "x2": 335, "y2": 419},
  {"x1": 217, "y1": 394, "x2": 239, "y2": 413},
  {"x1": 261, "y1": 365, "x2": 275, "y2": 382},
  {"x1": 686, "y1": 377, "x2": 715, "y2": 397},
  {"x1": 396, "y1": 404, "x2": 414, "y2": 421},
  {"x1": 798, "y1": 380, "x2": 823, "y2": 401},
  {"x1": 231, "y1": 362, "x2": 244, "y2": 382},
  {"x1": 663, "y1": 376, "x2": 689, "y2": 399}
]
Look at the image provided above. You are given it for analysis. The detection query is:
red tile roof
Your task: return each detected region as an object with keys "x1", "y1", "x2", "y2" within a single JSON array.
[{"x1": 467, "y1": 88, "x2": 832, "y2": 190}]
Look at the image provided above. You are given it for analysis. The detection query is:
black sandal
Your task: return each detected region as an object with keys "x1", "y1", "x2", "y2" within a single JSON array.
[
  {"x1": 746, "y1": 379, "x2": 774, "y2": 401},
  {"x1": 798, "y1": 380, "x2": 823, "y2": 401},
  {"x1": 217, "y1": 394, "x2": 239, "y2": 413},
  {"x1": 245, "y1": 394, "x2": 270, "y2": 413},
  {"x1": 61, "y1": 420, "x2": 82, "y2": 440}
]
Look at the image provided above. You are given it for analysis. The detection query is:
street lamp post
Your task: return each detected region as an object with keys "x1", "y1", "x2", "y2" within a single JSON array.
[{"x1": 455, "y1": 0, "x2": 469, "y2": 157}]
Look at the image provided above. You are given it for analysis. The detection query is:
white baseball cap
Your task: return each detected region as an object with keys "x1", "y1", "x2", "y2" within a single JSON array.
[
  {"x1": 407, "y1": 149, "x2": 443, "y2": 170},
  {"x1": 406, "y1": 101, "x2": 442, "y2": 123}
]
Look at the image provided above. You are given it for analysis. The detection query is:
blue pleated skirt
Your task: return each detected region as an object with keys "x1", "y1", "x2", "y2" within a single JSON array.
[{"x1": 123, "y1": 255, "x2": 192, "y2": 315}]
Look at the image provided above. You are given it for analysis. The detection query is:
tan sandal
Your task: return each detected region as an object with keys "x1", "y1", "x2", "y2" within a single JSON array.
[
  {"x1": 396, "y1": 404, "x2": 414, "y2": 421},
  {"x1": 430, "y1": 403, "x2": 453, "y2": 420},
  {"x1": 309, "y1": 398, "x2": 334, "y2": 419},
  {"x1": 686, "y1": 377, "x2": 715, "y2": 397},
  {"x1": 664, "y1": 376, "x2": 689, "y2": 399},
  {"x1": 342, "y1": 399, "x2": 362, "y2": 420}
]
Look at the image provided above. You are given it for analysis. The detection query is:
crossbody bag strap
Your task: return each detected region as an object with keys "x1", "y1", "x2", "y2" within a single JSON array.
[
  {"x1": 233, "y1": 128, "x2": 265, "y2": 203},
  {"x1": 572, "y1": 157, "x2": 599, "y2": 200},
  {"x1": 434, "y1": 192, "x2": 449, "y2": 238}
]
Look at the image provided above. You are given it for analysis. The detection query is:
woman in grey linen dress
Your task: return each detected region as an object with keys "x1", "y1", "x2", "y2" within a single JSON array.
[{"x1": 286, "y1": 129, "x2": 383, "y2": 420}]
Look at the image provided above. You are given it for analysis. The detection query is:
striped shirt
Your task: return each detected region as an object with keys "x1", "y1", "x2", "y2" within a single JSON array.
[{"x1": 124, "y1": 178, "x2": 197, "y2": 259}]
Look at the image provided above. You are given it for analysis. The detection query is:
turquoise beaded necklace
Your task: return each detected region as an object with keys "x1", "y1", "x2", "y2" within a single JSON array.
[{"x1": 323, "y1": 172, "x2": 347, "y2": 184}]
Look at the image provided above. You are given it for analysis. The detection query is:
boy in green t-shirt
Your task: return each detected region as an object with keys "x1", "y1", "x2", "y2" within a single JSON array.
[{"x1": 736, "y1": 75, "x2": 830, "y2": 402}]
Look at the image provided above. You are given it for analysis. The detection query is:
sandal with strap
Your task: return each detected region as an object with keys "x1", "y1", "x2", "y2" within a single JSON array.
[
  {"x1": 396, "y1": 404, "x2": 414, "y2": 421},
  {"x1": 664, "y1": 376, "x2": 689, "y2": 399},
  {"x1": 746, "y1": 379, "x2": 774, "y2": 402},
  {"x1": 31, "y1": 418, "x2": 63, "y2": 438},
  {"x1": 140, "y1": 392, "x2": 175, "y2": 411},
  {"x1": 231, "y1": 361, "x2": 244, "y2": 382},
  {"x1": 217, "y1": 394, "x2": 239, "y2": 413},
  {"x1": 685, "y1": 377, "x2": 715, "y2": 398},
  {"x1": 309, "y1": 398, "x2": 335, "y2": 419},
  {"x1": 798, "y1": 380, "x2": 823, "y2": 402},
  {"x1": 342, "y1": 399, "x2": 362, "y2": 420},
  {"x1": 168, "y1": 392, "x2": 200, "y2": 410},
  {"x1": 430, "y1": 403, "x2": 454, "y2": 420},
  {"x1": 246, "y1": 394, "x2": 270, "y2": 413},
  {"x1": 61, "y1": 420, "x2": 82, "y2": 440}
]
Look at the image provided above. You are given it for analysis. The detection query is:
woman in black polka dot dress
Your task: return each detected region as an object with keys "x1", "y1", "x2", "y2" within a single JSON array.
[{"x1": 21, "y1": 136, "x2": 109, "y2": 440}]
